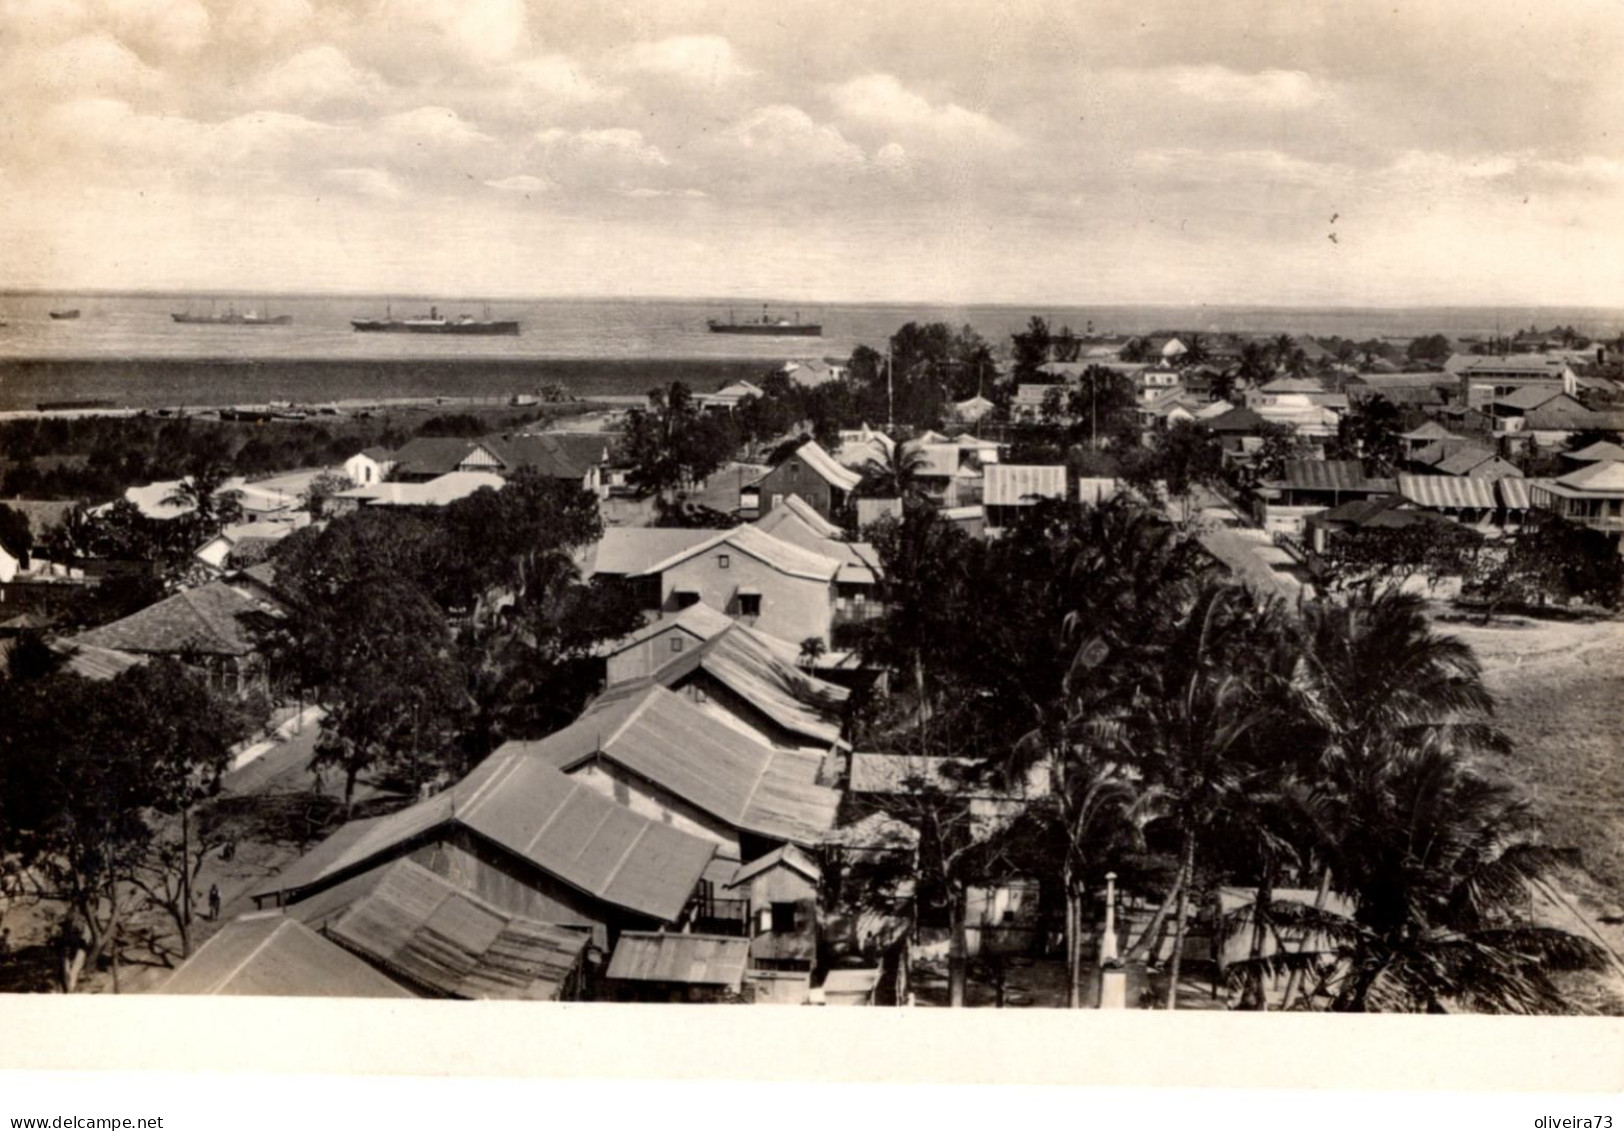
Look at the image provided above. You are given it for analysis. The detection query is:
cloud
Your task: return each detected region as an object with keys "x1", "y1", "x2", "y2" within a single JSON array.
[
  {"x1": 1130, "y1": 147, "x2": 1339, "y2": 187},
  {"x1": 376, "y1": 106, "x2": 493, "y2": 151},
  {"x1": 531, "y1": 126, "x2": 670, "y2": 188},
  {"x1": 214, "y1": 0, "x2": 314, "y2": 49},
  {"x1": 352, "y1": 0, "x2": 531, "y2": 78},
  {"x1": 6, "y1": 33, "x2": 162, "y2": 100},
  {"x1": 323, "y1": 166, "x2": 406, "y2": 199},
  {"x1": 617, "y1": 34, "x2": 753, "y2": 86},
  {"x1": 242, "y1": 45, "x2": 387, "y2": 114},
  {"x1": 1161, "y1": 65, "x2": 1325, "y2": 109},
  {"x1": 100, "y1": 0, "x2": 210, "y2": 57},
  {"x1": 829, "y1": 73, "x2": 1017, "y2": 150},
  {"x1": 484, "y1": 173, "x2": 555, "y2": 194},
  {"x1": 721, "y1": 104, "x2": 865, "y2": 167},
  {"x1": 0, "y1": 0, "x2": 92, "y2": 44}
]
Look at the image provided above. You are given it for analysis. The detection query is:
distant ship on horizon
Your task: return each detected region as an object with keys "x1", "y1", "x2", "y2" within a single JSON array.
[
  {"x1": 171, "y1": 302, "x2": 291, "y2": 326},
  {"x1": 49, "y1": 309, "x2": 80, "y2": 320},
  {"x1": 351, "y1": 304, "x2": 520, "y2": 335},
  {"x1": 707, "y1": 304, "x2": 821, "y2": 337}
]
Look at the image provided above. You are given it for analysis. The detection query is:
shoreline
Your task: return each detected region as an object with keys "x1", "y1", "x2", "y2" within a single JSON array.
[{"x1": 0, "y1": 356, "x2": 778, "y2": 413}]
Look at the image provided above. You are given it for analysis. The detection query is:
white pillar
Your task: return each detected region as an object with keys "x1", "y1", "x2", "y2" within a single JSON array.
[{"x1": 1100, "y1": 871, "x2": 1119, "y2": 965}]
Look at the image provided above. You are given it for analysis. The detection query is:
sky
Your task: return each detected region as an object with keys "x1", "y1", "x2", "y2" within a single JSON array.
[{"x1": 2, "y1": 0, "x2": 1622, "y2": 307}]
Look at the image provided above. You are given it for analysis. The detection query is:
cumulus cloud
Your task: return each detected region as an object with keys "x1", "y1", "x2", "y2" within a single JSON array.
[
  {"x1": 242, "y1": 45, "x2": 387, "y2": 113},
  {"x1": 617, "y1": 34, "x2": 753, "y2": 86},
  {"x1": 214, "y1": 0, "x2": 315, "y2": 49},
  {"x1": 721, "y1": 104, "x2": 865, "y2": 167},
  {"x1": 1161, "y1": 65, "x2": 1325, "y2": 109},
  {"x1": 6, "y1": 33, "x2": 162, "y2": 100},
  {"x1": 0, "y1": 0, "x2": 93, "y2": 44},
  {"x1": 532, "y1": 126, "x2": 669, "y2": 174},
  {"x1": 101, "y1": 0, "x2": 210, "y2": 57},
  {"x1": 829, "y1": 73, "x2": 1017, "y2": 150},
  {"x1": 323, "y1": 166, "x2": 406, "y2": 199},
  {"x1": 352, "y1": 0, "x2": 531, "y2": 78},
  {"x1": 376, "y1": 106, "x2": 493, "y2": 151}
]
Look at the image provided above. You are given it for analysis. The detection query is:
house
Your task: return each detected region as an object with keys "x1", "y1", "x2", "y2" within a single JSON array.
[
  {"x1": 1518, "y1": 397, "x2": 1624, "y2": 447},
  {"x1": 1256, "y1": 460, "x2": 1395, "y2": 535},
  {"x1": 951, "y1": 394, "x2": 995, "y2": 424},
  {"x1": 983, "y1": 465, "x2": 1067, "y2": 533},
  {"x1": 722, "y1": 844, "x2": 820, "y2": 975},
  {"x1": 1563, "y1": 440, "x2": 1624, "y2": 466},
  {"x1": 281, "y1": 857, "x2": 591, "y2": 1000},
  {"x1": 1396, "y1": 475, "x2": 1526, "y2": 528},
  {"x1": 602, "y1": 931, "x2": 750, "y2": 1002},
  {"x1": 601, "y1": 602, "x2": 739, "y2": 684},
  {"x1": 783, "y1": 359, "x2": 846, "y2": 387},
  {"x1": 612, "y1": 523, "x2": 844, "y2": 649},
  {"x1": 250, "y1": 750, "x2": 719, "y2": 949},
  {"x1": 1012, "y1": 383, "x2": 1065, "y2": 423},
  {"x1": 622, "y1": 621, "x2": 851, "y2": 754},
  {"x1": 64, "y1": 579, "x2": 280, "y2": 694},
  {"x1": 1303, "y1": 494, "x2": 1467, "y2": 556},
  {"x1": 1202, "y1": 406, "x2": 1269, "y2": 466},
  {"x1": 1348, "y1": 373, "x2": 1457, "y2": 409},
  {"x1": 695, "y1": 380, "x2": 765, "y2": 411},
  {"x1": 112, "y1": 476, "x2": 252, "y2": 522},
  {"x1": 1527, "y1": 460, "x2": 1624, "y2": 532},
  {"x1": 750, "y1": 441, "x2": 862, "y2": 523},
  {"x1": 194, "y1": 516, "x2": 307, "y2": 574},
  {"x1": 380, "y1": 433, "x2": 608, "y2": 493},
  {"x1": 754, "y1": 494, "x2": 883, "y2": 639},
  {"x1": 162, "y1": 916, "x2": 414, "y2": 998},
  {"x1": 492, "y1": 683, "x2": 839, "y2": 880},
  {"x1": 343, "y1": 447, "x2": 396, "y2": 486},
  {"x1": 1435, "y1": 451, "x2": 1521, "y2": 480},
  {"x1": 331, "y1": 471, "x2": 505, "y2": 513},
  {"x1": 1245, "y1": 378, "x2": 1344, "y2": 436},
  {"x1": 1458, "y1": 354, "x2": 1578, "y2": 410},
  {"x1": 900, "y1": 440, "x2": 977, "y2": 508},
  {"x1": 855, "y1": 497, "x2": 904, "y2": 529},
  {"x1": 1397, "y1": 420, "x2": 1463, "y2": 459}
]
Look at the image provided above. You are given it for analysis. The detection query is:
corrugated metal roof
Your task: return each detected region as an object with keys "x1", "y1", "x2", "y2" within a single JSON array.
[
  {"x1": 1566, "y1": 441, "x2": 1624, "y2": 463},
  {"x1": 505, "y1": 683, "x2": 841, "y2": 845},
  {"x1": 273, "y1": 754, "x2": 716, "y2": 922},
  {"x1": 51, "y1": 641, "x2": 146, "y2": 681},
  {"x1": 605, "y1": 931, "x2": 749, "y2": 988},
  {"x1": 1434, "y1": 447, "x2": 1497, "y2": 476},
  {"x1": 645, "y1": 623, "x2": 849, "y2": 746},
  {"x1": 753, "y1": 500, "x2": 880, "y2": 585},
  {"x1": 1494, "y1": 385, "x2": 1567, "y2": 411},
  {"x1": 726, "y1": 844, "x2": 821, "y2": 889},
  {"x1": 984, "y1": 465, "x2": 1067, "y2": 507},
  {"x1": 791, "y1": 441, "x2": 863, "y2": 492},
  {"x1": 1399, "y1": 421, "x2": 1460, "y2": 441},
  {"x1": 600, "y1": 603, "x2": 736, "y2": 658},
  {"x1": 635, "y1": 523, "x2": 842, "y2": 583},
  {"x1": 1203, "y1": 407, "x2": 1266, "y2": 433},
  {"x1": 320, "y1": 858, "x2": 590, "y2": 1000},
  {"x1": 758, "y1": 494, "x2": 844, "y2": 539},
  {"x1": 1557, "y1": 460, "x2": 1624, "y2": 492},
  {"x1": 1280, "y1": 460, "x2": 1389, "y2": 493},
  {"x1": 163, "y1": 916, "x2": 412, "y2": 998},
  {"x1": 1397, "y1": 475, "x2": 1497, "y2": 510},
  {"x1": 588, "y1": 528, "x2": 715, "y2": 576}
]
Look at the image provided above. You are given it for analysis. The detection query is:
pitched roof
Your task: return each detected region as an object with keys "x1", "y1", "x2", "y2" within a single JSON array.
[
  {"x1": 1566, "y1": 440, "x2": 1624, "y2": 463},
  {"x1": 1396, "y1": 475, "x2": 1499, "y2": 510},
  {"x1": 1434, "y1": 447, "x2": 1498, "y2": 476},
  {"x1": 502, "y1": 684, "x2": 841, "y2": 846},
  {"x1": 479, "y1": 433, "x2": 603, "y2": 479},
  {"x1": 1497, "y1": 477, "x2": 1531, "y2": 509},
  {"x1": 307, "y1": 858, "x2": 591, "y2": 1001},
  {"x1": 335, "y1": 471, "x2": 505, "y2": 508},
  {"x1": 69, "y1": 580, "x2": 268, "y2": 656},
  {"x1": 1399, "y1": 421, "x2": 1460, "y2": 442},
  {"x1": 641, "y1": 623, "x2": 850, "y2": 747},
  {"x1": 984, "y1": 464, "x2": 1067, "y2": 507},
  {"x1": 600, "y1": 603, "x2": 737, "y2": 658},
  {"x1": 756, "y1": 494, "x2": 843, "y2": 540},
  {"x1": 634, "y1": 523, "x2": 842, "y2": 583},
  {"x1": 1525, "y1": 399, "x2": 1619, "y2": 431},
  {"x1": 1312, "y1": 494, "x2": 1433, "y2": 529},
  {"x1": 788, "y1": 441, "x2": 863, "y2": 492},
  {"x1": 386, "y1": 436, "x2": 484, "y2": 477},
  {"x1": 1461, "y1": 354, "x2": 1573, "y2": 377},
  {"x1": 1276, "y1": 460, "x2": 1391, "y2": 493},
  {"x1": 1495, "y1": 385, "x2": 1569, "y2": 411},
  {"x1": 1202, "y1": 407, "x2": 1267, "y2": 433},
  {"x1": 163, "y1": 916, "x2": 412, "y2": 998},
  {"x1": 1556, "y1": 460, "x2": 1624, "y2": 493},
  {"x1": 267, "y1": 753, "x2": 717, "y2": 922},
  {"x1": 605, "y1": 931, "x2": 749, "y2": 989},
  {"x1": 726, "y1": 843, "x2": 821, "y2": 889},
  {"x1": 586, "y1": 527, "x2": 715, "y2": 575}
]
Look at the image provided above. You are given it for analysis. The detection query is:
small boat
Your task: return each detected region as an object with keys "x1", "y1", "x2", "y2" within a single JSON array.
[
  {"x1": 49, "y1": 309, "x2": 81, "y2": 320},
  {"x1": 708, "y1": 304, "x2": 821, "y2": 336}
]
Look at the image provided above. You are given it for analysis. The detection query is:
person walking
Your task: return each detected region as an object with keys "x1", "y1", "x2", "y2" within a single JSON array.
[{"x1": 208, "y1": 884, "x2": 221, "y2": 922}]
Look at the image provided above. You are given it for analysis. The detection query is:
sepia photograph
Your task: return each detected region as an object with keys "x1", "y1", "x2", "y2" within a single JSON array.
[{"x1": 0, "y1": 0, "x2": 1622, "y2": 1113}]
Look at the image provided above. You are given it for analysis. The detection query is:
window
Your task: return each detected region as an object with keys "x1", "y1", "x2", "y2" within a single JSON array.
[
  {"x1": 670, "y1": 636, "x2": 684, "y2": 653},
  {"x1": 739, "y1": 593, "x2": 762, "y2": 617},
  {"x1": 771, "y1": 902, "x2": 798, "y2": 933},
  {"x1": 788, "y1": 462, "x2": 800, "y2": 478},
  {"x1": 718, "y1": 553, "x2": 730, "y2": 569}
]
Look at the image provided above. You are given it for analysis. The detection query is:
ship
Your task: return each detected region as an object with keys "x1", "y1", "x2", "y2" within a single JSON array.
[
  {"x1": 707, "y1": 304, "x2": 821, "y2": 336},
  {"x1": 351, "y1": 304, "x2": 520, "y2": 335},
  {"x1": 49, "y1": 309, "x2": 81, "y2": 320},
  {"x1": 171, "y1": 302, "x2": 292, "y2": 326}
]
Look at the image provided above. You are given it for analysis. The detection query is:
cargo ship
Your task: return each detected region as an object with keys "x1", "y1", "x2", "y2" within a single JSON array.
[
  {"x1": 171, "y1": 303, "x2": 292, "y2": 325},
  {"x1": 351, "y1": 305, "x2": 520, "y2": 335},
  {"x1": 49, "y1": 309, "x2": 81, "y2": 320},
  {"x1": 707, "y1": 305, "x2": 821, "y2": 336}
]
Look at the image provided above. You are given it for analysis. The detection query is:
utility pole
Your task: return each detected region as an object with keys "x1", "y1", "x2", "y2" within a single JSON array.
[{"x1": 886, "y1": 350, "x2": 894, "y2": 433}]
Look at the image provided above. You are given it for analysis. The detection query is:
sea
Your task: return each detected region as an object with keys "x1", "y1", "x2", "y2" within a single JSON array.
[{"x1": 1, "y1": 291, "x2": 1620, "y2": 413}]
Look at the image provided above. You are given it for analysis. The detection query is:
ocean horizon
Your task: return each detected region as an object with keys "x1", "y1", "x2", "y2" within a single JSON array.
[{"x1": 1, "y1": 292, "x2": 1619, "y2": 412}]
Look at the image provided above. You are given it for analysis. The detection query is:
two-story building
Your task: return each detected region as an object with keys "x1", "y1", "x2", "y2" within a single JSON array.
[{"x1": 1528, "y1": 460, "x2": 1624, "y2": 533}]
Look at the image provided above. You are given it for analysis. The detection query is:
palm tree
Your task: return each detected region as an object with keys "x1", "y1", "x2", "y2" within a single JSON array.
[
  {"x1": 1119, "y1": 581, "x2": 1282, "y2": 1008},
  {"x1": 1243, "y1": 740, "x2": 1605, "y2": 1012},
  {"x1": 162, "y1": 463, "x2": 244, "y2": 539},
  {"x1": 856, "y1": 442, "x2": 932, "y2": 502},
  {"x1": 1271, "y1": 334, "x2": 1297, "y2": 370}
]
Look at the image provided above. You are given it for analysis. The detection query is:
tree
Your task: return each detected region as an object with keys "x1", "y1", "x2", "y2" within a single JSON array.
[
  {"x1": 1468, "y1": 510, "x2": 1624, "y2": 614},
  {"x1": 616, "y1": 382, "x2": 735, "y2": 505},
  {"x1": 1237, "y1": 341, "x2": 1274, "y2": 387},
  {"x1": 855, "y1": 443, "x2": 932, "y2": 502},
  {"x1": 1123, "y1": 421, "x2": 1222, "y2": 524},
  {"x1": 1406, "y1": 333, "x2": 1453, "y2": 365},
  {"x1": 0, "y1": 504, "x2": 33, "y2": 568},
  {"x1": 1251, "y1": 421, "x2": 1314, "y2": 482},
  {"x1": 1327, "y1": 394, "x2": 1403, "y2": 473},
  {"x1": 1318, "y1": 517, "x2": 1484, "y2": 596},
  {"x1": 301, "y1": 471, "x2": 355, "y2": 520},
  {"x1": 162, "y1": 463, "x2": 245, "y2": 543},
  {"x1": 1012, "y1": 316, "x2": 1053, "y2": 381},
  {"x1": 1052, "y1": 325, "x2": 1082, "y2": 363}
]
